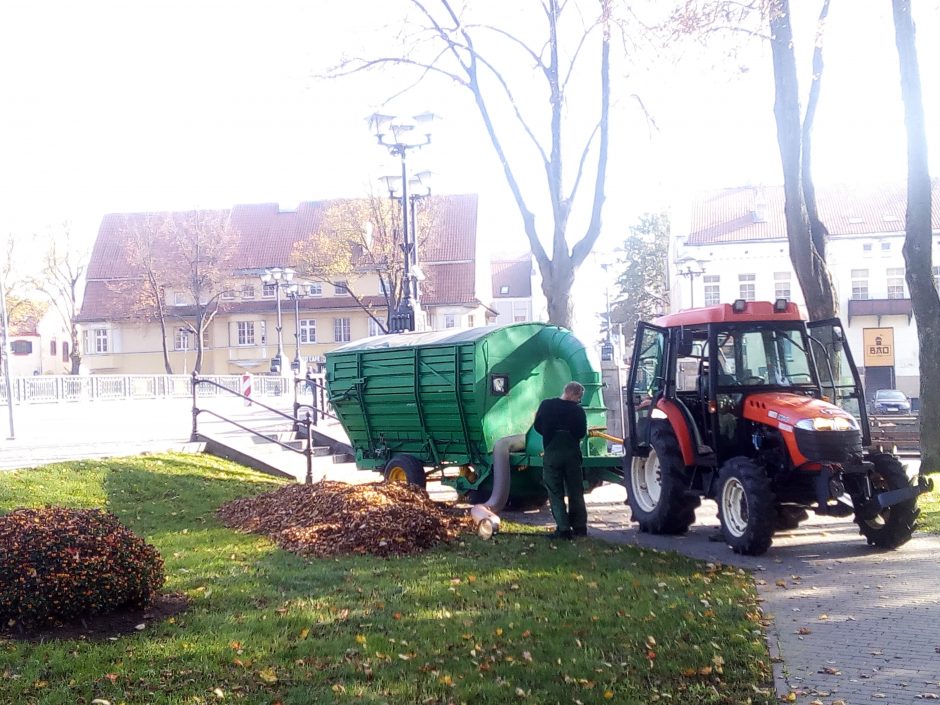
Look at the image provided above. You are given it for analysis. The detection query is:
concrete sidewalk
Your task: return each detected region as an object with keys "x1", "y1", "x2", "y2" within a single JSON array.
[{"x1": 509, "y1": 481, "x2": 940, "y2": 704}]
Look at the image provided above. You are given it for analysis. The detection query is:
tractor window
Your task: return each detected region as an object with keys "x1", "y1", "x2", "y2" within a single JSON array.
[
  {"x1": 715, "y1": 328, "x2": 814, "y2": 388},
  {"x1": 676, "y1": 340, "x2": 707, "y2": 392},
  {"x1": 633, "y1": 327, "x2": 665, "y2": 397}
]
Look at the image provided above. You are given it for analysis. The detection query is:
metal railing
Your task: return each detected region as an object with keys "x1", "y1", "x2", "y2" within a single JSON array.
[
  {"x1": 190, "y1": 372, "x2": 338, "y2": 485},
  {"x1": 191, "y1": 373, "x2": 313, "y2": 484},
  {"x1": 293, "y1": 372, "x2": 334, "y2": 428},
  {"x1": 0, "y1": 373, "x2": 292, "y2": 405}
]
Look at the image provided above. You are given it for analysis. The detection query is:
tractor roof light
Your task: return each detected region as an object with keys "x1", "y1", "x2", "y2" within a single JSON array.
[
  {"x1": 774, "y1": 298, "x2": 789, "y2": 312},
  {"x1": 732, "y1": 299, "x2": 748, "y2": 313}
]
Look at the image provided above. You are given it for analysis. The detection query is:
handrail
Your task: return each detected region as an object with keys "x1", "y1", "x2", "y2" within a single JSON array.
[{"x1": 190, "y1": 372, "x2": 318, "y2": 484}]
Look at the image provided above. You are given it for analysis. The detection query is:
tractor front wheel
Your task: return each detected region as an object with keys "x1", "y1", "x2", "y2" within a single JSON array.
[
  {"x1": 717, "y1": 457, "x2": 776, "y2": 556},
  {"x1": 627, "y1": 422, "x2": 699, "y2": 534},
  {"x1": 383, "y1": 454, "x2": 427, "y2": 488},
  {"x1": 855, "y1": 453, "x2": 918, "y2": 549}
]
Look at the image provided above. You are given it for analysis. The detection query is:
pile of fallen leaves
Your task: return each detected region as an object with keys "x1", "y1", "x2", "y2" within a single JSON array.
[{"x1": 216, "y1": 481, "x2": 474, "y2": 557}]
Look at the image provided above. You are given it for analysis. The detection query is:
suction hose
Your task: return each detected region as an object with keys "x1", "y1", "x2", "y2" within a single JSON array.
[{"x1": 470, "y1": 433, "x2": 526, "y2": 538}]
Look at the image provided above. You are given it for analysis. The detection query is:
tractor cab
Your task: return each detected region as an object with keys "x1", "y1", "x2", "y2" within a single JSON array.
[{"x1": 625, "y1": 300, "x2": 932, "y2": 555}]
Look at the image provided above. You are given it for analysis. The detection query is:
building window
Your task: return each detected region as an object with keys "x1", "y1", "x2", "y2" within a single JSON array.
[
  {"x1": 703, "y1": 274, "x2": 720, "y2": 306},
  {"x1": 468, "y1": 315, "x2": 476, "y2": 327},
  {"x1": 334, "y1": 281, "x2": 349, "y2": 296},
  {"x1": 173, "y1": 291, "x2": 188, "y2": 307},
  {"x1": 512, "y1": 303, "x2": 528, "y2": 322},
  {"x1": 241, "y1": 286, "x2": 255, "y2": 300},
  {"x1": 367, "y1": 318, "x2": 382, "y2": 337},
  {"x1": 62, "y1": 341, "x2": 69, "y2": 362},
  {"x1": 299, "y1": 319, "x2": 317, "y2": 344},
  {"x1": 738, "y1": 273, "x2": 756, "y2": 302},
  {"x1": 934, "y1": 265, "x2": 940, "y2": 290},
  {"x1": 221, "y1": 290, "x2": 236, "y2": 300},
  {"x1": 84, "y1": 329, "x2": 110, "y2": 355},
  {"x1": 50, "y1": 339, "x2": 57, "y2": 356},
  {"x1": 887, "y1": 268, "x2": 906, "y2": 299},
  {"x1": 307, "y1": 282, "x2": 323, "y2": 296},
  {"x1": 444, "y1": 314, "x2": 457, "y2": 329},
  {"x1": 773, "y1": 272, "x2": 791, "y2": 300},
  {"x1": 237, "y1": 321, "x2": 255, "y2": 346},
  {"x1": 500, "y1": 285, "x2": 510, "y2": 295},
  {"x1": 881, "y1": 241, "x2": 891, "y2": 251},
  {"x1": 334, "y1": 318, "x2": 351, "y2": 342},
  {"x1": 11, "y1": 340, "x2": 32, "y2": 355},
  {"x1": 175, "y1": 328, "x2": 191, "y2": 351},
  {"x1": 851, "y1": 269, "x2": 869, "y2": 300},
  {"x1": 262, "y1": 282, "x2": 277, "y2": 298},
  {"x1": 862, "y1": 243, "x2": 873, "y2": 252}
]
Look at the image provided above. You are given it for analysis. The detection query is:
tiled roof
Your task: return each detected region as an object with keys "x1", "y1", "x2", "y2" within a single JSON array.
[
  {"x1": 687, "y1": 181, "x2": 940, "y2": 245},
  {"x1": 81, "y1": 195, "x2": 479, "y2": 320},
  {"x1": 421, "y1": 262, "x2": 478, "y2": 305},
  {"x1": 491, "y1": 257, "x2": 532, "y2": 298}
]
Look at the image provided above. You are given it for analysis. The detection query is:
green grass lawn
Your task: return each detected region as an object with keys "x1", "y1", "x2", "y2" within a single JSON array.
[
  {"x1": 0, "y1": 453, "x2": 773, "y2": 705},
  {"x1": 918, "y1": 472, "x2": 940, "y2": 534}
]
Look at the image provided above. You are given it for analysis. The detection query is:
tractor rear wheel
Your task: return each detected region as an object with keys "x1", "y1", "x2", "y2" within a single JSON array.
[
  {"x1": 383, "y1": 454, "x2": 427, "y2": 488},
  {"x1": 717, "y1": 457, "x2": 775, "y2": 556},
  {"x1": 627, "y1": 421, "x2": 699, "y2": 534},
  {"x1": 855, "y1": 453, "x2": 918, "y2": 549}
]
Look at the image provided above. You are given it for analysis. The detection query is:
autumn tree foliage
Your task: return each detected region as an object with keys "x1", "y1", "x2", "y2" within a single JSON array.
[
  {"x1": 30, "y1": 226, "x2": 87, "y2": 375},
  {"x1": 292, "y1": 194, "x2": 439, "y2": 333},
  {"x1": 115, "y1": 211, "x2": 238, "y2": 374},
  {"x1": 335, "y1": 0, "x2": 615, "y2": 329}
]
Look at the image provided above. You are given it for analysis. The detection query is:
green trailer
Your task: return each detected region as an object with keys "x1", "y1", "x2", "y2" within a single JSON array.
[{"x1": 324, "y1": 322, "x2": 625, "y2": 508}]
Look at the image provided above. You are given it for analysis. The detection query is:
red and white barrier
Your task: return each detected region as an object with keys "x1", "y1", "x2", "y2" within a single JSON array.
[{"x1": 241, "y1": 373, "x2": 253, "y2": 406}]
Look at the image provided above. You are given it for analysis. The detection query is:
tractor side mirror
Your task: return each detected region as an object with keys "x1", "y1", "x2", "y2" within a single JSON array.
[{"x1": 677, "y1": 329, "x2": 694, "y2": 358}]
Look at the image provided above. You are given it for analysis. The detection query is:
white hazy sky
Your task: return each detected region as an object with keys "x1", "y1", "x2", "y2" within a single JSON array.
[{"x1": 1, "y1": 0, "x2": 938, "y2": 340}]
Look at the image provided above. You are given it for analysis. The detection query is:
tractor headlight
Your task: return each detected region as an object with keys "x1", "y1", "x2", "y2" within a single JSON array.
[{"x1": 795, "y1": 416, "x2": 859, "y2": 431}]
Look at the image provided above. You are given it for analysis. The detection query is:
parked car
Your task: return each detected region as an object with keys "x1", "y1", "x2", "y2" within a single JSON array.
[{"x1": 871, "y1": 389, "x2": 912, "y2": 415}]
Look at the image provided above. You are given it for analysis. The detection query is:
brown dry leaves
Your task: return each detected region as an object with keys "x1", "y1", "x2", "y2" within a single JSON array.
[{"x1": 216, "y1": 481, "x2": 473, "y2": 557}]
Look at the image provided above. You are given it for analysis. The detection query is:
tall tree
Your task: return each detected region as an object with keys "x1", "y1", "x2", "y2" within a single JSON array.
[
  {"x1": 891, "y1": 0, "x2": 939, "y2": 469},
  {"x1": 335, "y1": 0, "x2": 614, "y2": 329},
  {"x1": 30, "y1": 226, "x2": 86, "y2": 375},
  {"x1": 114, "y1": 214, "x2": 176, "y2": 374},
  {"x1": 608, "y1": 213, "x2": 670, "y2": 342},
  {"x1": 769, "y1": 0, "x2": 837, "y2": 321},
  {"x1": 667, "y1": 0, "x2": 837, "y2": 320},
  {"x1": 292, "y1": 194, "x2": 439, "y2": 333},
  {"x1": 165, "y1": 211, "x2": 239, "y2": 374}
]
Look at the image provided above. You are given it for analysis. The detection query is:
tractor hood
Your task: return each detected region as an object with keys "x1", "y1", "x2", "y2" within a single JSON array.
[{"x1": 741, "y1": 392, "x2": 860, "y2": 433}]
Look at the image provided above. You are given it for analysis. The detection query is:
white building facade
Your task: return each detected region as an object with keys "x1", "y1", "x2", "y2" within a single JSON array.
[{"x1": 670, "y1": 183, "x2": 940, "y2": 403}]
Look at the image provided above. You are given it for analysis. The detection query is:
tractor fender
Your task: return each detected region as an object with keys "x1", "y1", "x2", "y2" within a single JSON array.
[{"x1": 653, "y1": 399, "x2": 696, "y2": 467}]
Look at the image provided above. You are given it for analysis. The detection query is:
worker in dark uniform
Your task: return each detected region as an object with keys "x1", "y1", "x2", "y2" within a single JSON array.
[{"x1": 534, "y1": 381, "x2": 588, "y2": 539}]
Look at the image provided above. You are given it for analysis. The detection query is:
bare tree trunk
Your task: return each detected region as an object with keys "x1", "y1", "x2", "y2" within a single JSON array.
[
  {"x1": 157, "y1": 315, "x2": 173, "y2": 374},
  {"x1": 769, "y1": 0, "x2": 836, "y2": 321},
  {"x1": 542, "y1": 258, "x2": 576, "y2": 328},
  {"x1": 891, "y1": 0, "x2": 940, "y2": 470}
]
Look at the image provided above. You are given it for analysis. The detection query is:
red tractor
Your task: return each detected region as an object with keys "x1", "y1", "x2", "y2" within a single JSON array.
[{"x1": 625, "y1": 300, "x2": 933, "y2": 555}]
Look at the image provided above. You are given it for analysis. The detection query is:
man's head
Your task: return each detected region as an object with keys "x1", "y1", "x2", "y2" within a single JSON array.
[{"x1": 562, "y1": 381, "x2": 584, "y2": 403}]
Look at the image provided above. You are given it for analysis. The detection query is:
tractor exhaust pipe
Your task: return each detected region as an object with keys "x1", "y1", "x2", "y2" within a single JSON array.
[{"x1": 470, "y1": 433, "x2": 526, "y2": 538}]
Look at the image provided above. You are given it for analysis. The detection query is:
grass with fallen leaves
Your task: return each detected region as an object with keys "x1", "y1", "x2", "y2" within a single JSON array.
[
  {"x1": 918, "y1": 472, "x2": 940, "y2": 534},
  {"x1": 0, "y1": 453, "x2": 773, "y2": 705}
]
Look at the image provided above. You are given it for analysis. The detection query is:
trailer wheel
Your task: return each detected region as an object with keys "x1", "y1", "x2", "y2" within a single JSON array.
[
  {"x1": 855, "y1": 453, "x2": 918, "y2": 549},
  {"x1": 383, "y1": 455, "x2": 427, "y2": 489},
  {"x1": 717, "y1": 457, "x2": 775, "y2": 556},
  {"x1": 627, "y1": 421, "x2": 699, "y2": 535}
]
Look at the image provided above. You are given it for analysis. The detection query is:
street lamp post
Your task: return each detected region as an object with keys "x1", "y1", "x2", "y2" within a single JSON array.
[
  {"x1": 370, "y1": 111, "x2": 436, "y2": 333},
  {"x1": 286, "y1": 283, "x2": 306, "y2": 375},
  {"x1": 675, "y1": 258, "x2": 706, "y2": 309},
  {"x1": 260, "y1": 267, "x2": 295, "y2": 373}
]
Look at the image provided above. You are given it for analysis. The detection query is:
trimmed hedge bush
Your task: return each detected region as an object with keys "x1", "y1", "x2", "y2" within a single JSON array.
[{"x1": 0, "y1": 507, "x2": 165, "y2": 627}]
